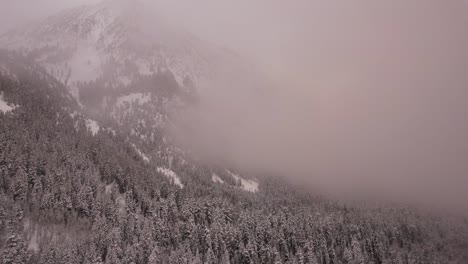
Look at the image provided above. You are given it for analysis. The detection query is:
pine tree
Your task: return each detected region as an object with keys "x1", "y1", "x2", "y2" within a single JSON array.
[
  {"x1": 350, "y1": 237, "x2": 365, "y2": 264},
  {"x1": 31, "y1": 178, "x2": 43, "y2": 209},
  {"x1": 343, "y1": 246, "x2": 353, "y2": 264},
  {"x1": 304, "y1": 242, "x2": 318, "y2": 264},
  {"x1": 2, "y1": 233, "x2": 29, "y2": 264},
  {"x1": 148, "y1": 244, "x2": 162, "y2": 264},
  {"x1": 13, "y1": 166, "x2": 28, "y2": 202},
  {"x1": 105, "y1": 243, "x2": 123, "y2": 264},
  {"x1": 205, "y1": 247, "x2": 216, "y2": 264},
  {"x1": 220, "y1": 246, "x2": 231, "y2": 264},
  {"x1": 296, "y1": 248, "x2": 305, "y2": 264},
  {"x1": 273, "y1": 249, "x2": 283, "y2": 264}
]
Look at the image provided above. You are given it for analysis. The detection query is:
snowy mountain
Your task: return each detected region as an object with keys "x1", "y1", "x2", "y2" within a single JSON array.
[
  {"x1": 0, "y1": 49, "x2": 260, "y2": 194},
  {"x1": 1, "y1": 3, "x2": 468, "y2": 263},
  {"x1": 0, "y1": 0, "x2": 261, "y2": 193},
  {"x1": 0, "y1": 0, "x2": 249, "y2": 98},
  {"x1": 3, "y1": 53, "x2": 466, "y2": 263}
]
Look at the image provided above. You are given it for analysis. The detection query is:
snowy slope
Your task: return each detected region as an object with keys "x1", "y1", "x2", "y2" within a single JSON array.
[
  {"x1": 0, "y1": 0, "x2": 244, "y2": 93},
  {"x1": 157, "y1": 167, "x2": 184, "y2": 188},
  {"x1": 85, "y1": 118, "x2": 100, "y2": 136},
  {"x1": 227, "y1": 170, "x2": 259, "y2": 193},
  {"x1": 0, "y1": 92, "x2": 18, "y2": 113},
  {"x1": 212, "y1": 173, "x2": 225, "y2": 184},
  {"x1": 0, "y1": 1, "x2": 262, "y2": 194}
]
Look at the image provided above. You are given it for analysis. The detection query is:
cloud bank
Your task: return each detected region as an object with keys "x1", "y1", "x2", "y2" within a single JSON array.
[{"x1": 168, "y1": 0, "x2": 468, "y2": 209}]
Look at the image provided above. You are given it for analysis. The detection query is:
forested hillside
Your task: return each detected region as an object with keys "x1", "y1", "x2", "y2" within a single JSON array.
[{"x1": 1, "y1": 51, "x2": 467, "y2": 264}]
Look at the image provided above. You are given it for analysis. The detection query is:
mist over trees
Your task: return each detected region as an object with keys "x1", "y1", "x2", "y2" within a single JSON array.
[
  {"x1": 1, "y1": 51, "x2": 467, "y2": 264},
  {"x1": 0, "y1": 1, "x2": 467, "y2": 263}
]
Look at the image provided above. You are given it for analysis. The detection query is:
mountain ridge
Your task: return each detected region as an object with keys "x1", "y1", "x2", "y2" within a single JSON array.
[
  {"x1": 1, "y1": 3, "x2": 467, "y2": 263},
  {"x1": 0, "y1": 0, "x2": 252, "y2": 97}
]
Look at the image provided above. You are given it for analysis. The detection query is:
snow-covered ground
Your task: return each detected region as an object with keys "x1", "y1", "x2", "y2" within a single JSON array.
[
  {"x1": 157, "y1": 167, "x2": 184, "y2": 188},
  {"x1": 0, "y1": 92, "x2": 18, "y2": 113},
  {"x1": 115, "y1": 93, "x2": 151, "y2": 108},
  {"x1": 85, "y1": 119, "x2": 100, "y2": 136},
  {"x1": 0, "y1": 0, "x2": 232, "y2": 94},
  {"x1": 132, "y1": 144, "x2": 150, "y2": 162},
  {"x1": 104, "y1": 127, "x2": 117, "y2": 136},
  {"x1": 212, "y1": 173, "x2": 225, "y2": 184},
  {"x1": 226, "y1": 170, "x2": 259, "y2": 193},
  {"x1": 23, "y1": 219, "x2": 39, "y2": 253}
]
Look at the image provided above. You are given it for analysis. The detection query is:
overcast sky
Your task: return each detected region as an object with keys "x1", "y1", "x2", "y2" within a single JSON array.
[
  {"x1": 1, "y1": 0, "x2": 468, "y2": 210},
  {"x1": 1, "y1": 0, "x2": 467, "y2": 82},
  {"x1": 0, "y1": 0, "x2": 99, "y2": 32}
]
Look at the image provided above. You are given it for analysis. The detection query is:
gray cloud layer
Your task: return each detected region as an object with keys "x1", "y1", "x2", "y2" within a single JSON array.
[
  {"x1": 168, "y1": 0, "x2": 468, "y2": 210},
  {"x1": 0, "y1": 0, "x2": 100, "y2": 33}
]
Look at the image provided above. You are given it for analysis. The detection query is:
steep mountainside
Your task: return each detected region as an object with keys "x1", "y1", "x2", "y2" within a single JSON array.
[
  {"x1": 0, "y1": 1, "x2": 468, "y2": 263},
  {"x1": 0, "y1": 0, "x2": 241, "y2": 91},
  {"x1": 0, "y1": 0, "x2": 262, "y2": 194},
  {"x1": 1, "y1": 50, "x2": 467, "y2": 264}
]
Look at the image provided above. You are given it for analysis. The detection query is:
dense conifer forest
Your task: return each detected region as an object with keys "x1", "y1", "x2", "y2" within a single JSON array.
[{"x1": 1, "y1": 51, "x2": 467, "y2": 264}]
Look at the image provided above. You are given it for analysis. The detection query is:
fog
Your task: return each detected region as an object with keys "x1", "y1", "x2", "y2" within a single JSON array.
[
  {"x1": 170, "y1": 0, "x2": 468, "y2": 210},
  {"x1": 0, "y1": 0, "x2": 100, "y2": 33},
  {"x1": 2, "y1": 0, "x2": 468, "y2": 209}
]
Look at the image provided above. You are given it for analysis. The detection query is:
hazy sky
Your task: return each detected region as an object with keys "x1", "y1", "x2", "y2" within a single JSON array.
[
  {"x1": 1, "y1": 0, "x2": 468, "y2": 209},
  {"x1": 0, "y1": 0, "x2": 99, "y2": 33},
  {"x1": 167, "y1": 0, "x2": 468, "y2": 209}
]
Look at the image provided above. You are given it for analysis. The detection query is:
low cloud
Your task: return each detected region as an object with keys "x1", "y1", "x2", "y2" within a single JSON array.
[{"x1": 170, "y1": 0, "x2": 468, "y2": 209}]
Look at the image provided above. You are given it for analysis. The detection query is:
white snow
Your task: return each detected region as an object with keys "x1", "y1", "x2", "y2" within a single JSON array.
[
  {"x1": 226, "y1": 170, "x2": 259, "y2": 193},
  {"x1": 28, "y1": 229, "x2": 39, "y2": 253},
  {"x1": 106, "y1": 127, "x2": 117, "y2": 136},
  {"x1": 23, "y1": 218, "x2": 39, "y2": 253},
  {"x1": 69, "y1": 111, "x2": 78, "y2": 119},
  {"x1": 0, "y1": 0, "x2": 236, "y2": 99},
  {"x1": 0, "y1": 92, "x2": 18, "y2": 113},
  {"x1": 212, "y1": 173, "x2": 224, "y2": 184},
  {"x1": 85, "y1": 119, "x2": 100, "y2": 136},
  {"x1": 157, "y1": 167, "x2": 184, "y2": 188},
  {"x1": 132, "y1": 144, "x2": 150, "y2": 162},
  {"x1": 115, "y1": 93, "x2": 151, "y2": 108},
  {"x1": 105, "y1": 184, "x2": 113, "y2": 194}
]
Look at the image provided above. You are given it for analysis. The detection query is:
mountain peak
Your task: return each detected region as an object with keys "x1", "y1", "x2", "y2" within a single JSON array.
[
  {"x1": 0, "y1": 0, "x2": 257, "y2": 104},
  {"x1": 0, "y1": 1, "x2": 222, "y2": 91}
]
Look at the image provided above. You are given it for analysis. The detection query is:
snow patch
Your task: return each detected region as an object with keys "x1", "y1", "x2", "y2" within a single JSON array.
[
  {"x1": 106, "y1": 127, "x2": 117, "y2": 136},
  {"x1": 132, "y1": 144, "x2": 150, "y2": 162},
  {"x1": 23, "y1": 218, "x2": 39, "y2": 253},
  {"x1": 85, "y1": 119, "x2": 100, "y2": 136},
  {"x1": 70, "y1": 111, "x2": 78, "y2": 119},
  {"x1": 115, "y1": 93, "x2": 151, "y2": 108},
  {"x1": 105, "y1": 184, "x2": 113, "y2": 194},
  {"x1": 0, "y1": 92, "x2": 18, "y2": 113},
  {"x1": 226, "y1": 170, "x2": 259, "y2": 193},
  {"x1": 212, "y1": 173, "x2": 224, "y2": 184},
  {"x1": 28, "y1": 229, "x2": 39, "y2": 253},
  {"x1": 157, "y1": 167, "x2": 184, "y2": 188}
]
